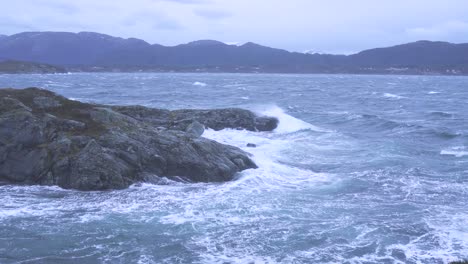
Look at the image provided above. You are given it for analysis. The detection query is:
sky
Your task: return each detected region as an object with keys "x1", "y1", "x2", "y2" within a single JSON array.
[{"x1": 2, "y1": 0, "x2": 468, "y2": 54}]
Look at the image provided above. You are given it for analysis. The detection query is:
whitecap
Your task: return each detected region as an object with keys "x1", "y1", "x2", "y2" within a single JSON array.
[
  {"x1": 387, "y1": 211, "x2": 468, "y2": 263},
  {"x1": 383, "y1": 93, "x2": 405, "y2": 99},
  {"x1": 193, "y1": 81, "x2": 207, "y2": 87},
  {"x1": 77, "y1": 214, "x2": 105, "y2": 223},
  {"x1": 255, "y1": 106, "x2": 329, "y2": 133},
  {"x1": 441, "y1": 146, "x2": 468, "y2": 157},
  {"x1": 203, "y1": 121, "x2": 334, "y2": 190}
]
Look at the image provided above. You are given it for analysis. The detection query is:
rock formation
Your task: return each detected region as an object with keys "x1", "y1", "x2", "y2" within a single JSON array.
[{"x1": 0, "y1": 88, "x2": 278, "y2": 190}]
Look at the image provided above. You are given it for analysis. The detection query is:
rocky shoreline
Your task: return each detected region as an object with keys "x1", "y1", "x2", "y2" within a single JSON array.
[{"x1": 0, "y1": 88, "x2": 278, "y2": 190}]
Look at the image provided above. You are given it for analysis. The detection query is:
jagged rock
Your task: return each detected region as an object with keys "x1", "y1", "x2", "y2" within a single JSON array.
[
  {"x1": 112, "y1": 106, "x2": 279, "y2": 132},
  {"x1": 0, "y1": 88, "x2": 277, "y2": 190},
  {"x1": 0, "y1": 97, "x2": 32, "y2": 112},
  {"x1": 254, "y1": 116, "x2": 279, "y2": 131}
]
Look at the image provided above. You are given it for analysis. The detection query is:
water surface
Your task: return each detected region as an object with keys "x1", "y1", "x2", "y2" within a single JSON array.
[{"x1": 0, "y1": 73, "x2": 467, "y2": 263}]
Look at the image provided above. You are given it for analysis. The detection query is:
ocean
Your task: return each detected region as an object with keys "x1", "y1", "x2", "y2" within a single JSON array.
[{"x1": 0, "y1": 73, "x2": 467, "y2": 263}]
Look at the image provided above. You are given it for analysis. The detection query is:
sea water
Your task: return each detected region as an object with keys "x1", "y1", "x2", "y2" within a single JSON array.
[{"x1": 0, "y1": 73, "x2": 467, "y2": 263}]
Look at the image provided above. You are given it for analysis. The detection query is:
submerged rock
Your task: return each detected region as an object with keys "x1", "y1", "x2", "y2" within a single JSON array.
[{"x1": 0, "y1": 88, "x2": 277, "y2": 190}]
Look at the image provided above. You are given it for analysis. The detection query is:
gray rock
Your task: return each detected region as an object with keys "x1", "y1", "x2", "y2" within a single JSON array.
[
  {"x1": 33, "y1": 96, "x2": 62, "y2": 109},
  {"x1": 58, "y1": 119, "x2": 86, "y2": 131},
  {"x1": 60, "y1": 139, "x2": 135, "y2": 190},
  {"x1": 0, "y1": 87, "x2": 276, "y2": 190},
  {"x1": 255, "y1": 116, "x2": 279, "y2": 131},
  {"x1": 0, "y1": 146, "x2": 50, "y2": 183},
  {"x1": 155, "y1": 130, "x2": 257, "y2": 182},
  {"x1": 246, "y1": 143, "x2": 257, "y2": 148},
  {"x1": 112, "y1": 106, "x2": 279, "y2": 132},
  {"x1": 185, "y1": 121, "x2": 204, "y2": 137},
  {"x1": 0, "y1": 97, "x2": 31, "y2": 113}
]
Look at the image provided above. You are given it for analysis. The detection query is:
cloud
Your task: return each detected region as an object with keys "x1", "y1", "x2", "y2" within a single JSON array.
[
  {"x1": 406, "y1": 21, "x2": 468, "y2": 40},
  {"x1": 122, "y1": 10, "x2": 184, "y2": 31},
  {"x1": 0, "y1": 16, "x2": 39, "y2": 33},
  {"x1": 194, "y1": 8, "x2": 231, "y2": 20},
  {"x1": 157, "y1": 0, "x2": 208, "y2": 4},
  {"x1": 2, "y1": 0, "x2": 468, "y2": 53},
  {"x1": 36, "y1": 0, "x2": 79, "y2": 15},
  {"x1": 153, "y1": 19, "x2": 184, "y2": 30}
]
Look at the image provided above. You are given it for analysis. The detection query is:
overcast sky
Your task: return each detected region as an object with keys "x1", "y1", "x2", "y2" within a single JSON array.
[{"x1": 2, "y1": 0, "x2": 468, "y2": 54}]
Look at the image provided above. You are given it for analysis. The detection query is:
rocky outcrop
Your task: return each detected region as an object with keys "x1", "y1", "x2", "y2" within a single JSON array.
[
  {"x1": 0, "y1": 88, "x2": 278, "y2": 190},
  {"x1": 111, "y1": 106, "x2": 279, "y2": 132}
]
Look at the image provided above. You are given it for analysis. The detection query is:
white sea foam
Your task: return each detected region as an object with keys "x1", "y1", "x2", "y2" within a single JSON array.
[
  {"x1": 137, "y1": 255, "x2": 157, "y2": 264},
  {"x1": 255, "y1": 105, "x2": 329, "y2": 133},
  {"x1": 223, "y1": 83, "x2": 245, "y2": 88},
  {"x1": 202, "y1": 107, "x2": 335, "y2": 189},
  {"x1": 201, "y1": 107, "x2": 341, "y2": 190},
  {"x1": 193, "y1": 81, "x2": 207, "y2": 86},
  {"x1": 199, "y1": 251, "x2": 277, "y2": 264},
  {"x1": 428, "y1": 91, "x2": 441, "y2": 94},
  {"x1": 387, "y1": 211, "x2": 468, "y2": 264},
  {"x1": 383, "y1": 93, "x2": 405, "y2": 99},
  {"x1": 78, "y1": 214, "x2": 105, "y2": 223},
  {"x1": 441, "y1": 146, "x2": 468, "y2": 157}
]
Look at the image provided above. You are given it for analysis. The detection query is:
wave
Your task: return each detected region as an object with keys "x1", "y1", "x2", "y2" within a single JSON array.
[
  {"x1": 202, "y1": 107, "x2": 335, "y2": 188},
  {"x1": 255, "y1": 106, "x2": 329, "y2": 133},
  {"x1": 203, "y1": 127, "x2": 333, "y2": 191},
  {"x1": 429, "y1": 129, "x2": 461, "y2": 139},
  {"x1": 346, "y1": 113, "x2": 414, "y2": 131},
  {"x1": 387, "y1": 210, "x2": 468, "y2": 264},
  {"x1": 193, "y1": 81, "x2": 207, "y2": 87},
  {"x1": 428, "y1": 111, "x2": 454, "y2": 118},
  {"x1": 383, "y1": 93, "x2": 405, "y2": 99},
  {"x1": 441, "y1": 146, "x2": 468, "y2": 157}
]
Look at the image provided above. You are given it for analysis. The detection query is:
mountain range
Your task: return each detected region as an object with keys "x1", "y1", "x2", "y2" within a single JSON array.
[{"x1": 1, "y1": 31, "x2": 467, "y2": 75}]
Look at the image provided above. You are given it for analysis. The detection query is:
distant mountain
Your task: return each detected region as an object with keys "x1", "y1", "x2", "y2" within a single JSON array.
[
  {"x1": 0, "y1": 31, "x2": 467, "y2": 75},
  {"x1": 349, "y1": 40, "x2": 468, "y2": 67},
  {"x1": 0, "y1": 32, "x2": 152, "y2": 66},
  {"x1": 0, "y1": 60, "x2": 66, "y2": 74}
]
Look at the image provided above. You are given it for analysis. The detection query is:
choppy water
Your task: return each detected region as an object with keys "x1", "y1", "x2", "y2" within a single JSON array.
[{"x1": 0, "y1": 73, "x2": 467, "y2": 263}]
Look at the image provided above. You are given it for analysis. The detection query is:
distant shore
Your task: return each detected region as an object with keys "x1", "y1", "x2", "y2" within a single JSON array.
[
  {"x1": 2, "y1": 62, "x2": 467, "y2": 76},
  {"x1": 2, "y1": 32, "x2": 468, "y2": 76},
  {"x1": 0, "y1": 60, "x2": 66, "y2": 74}
]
